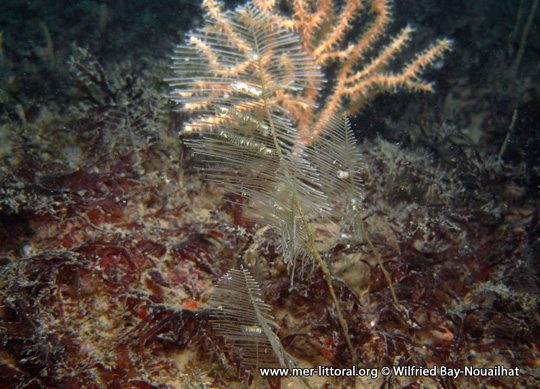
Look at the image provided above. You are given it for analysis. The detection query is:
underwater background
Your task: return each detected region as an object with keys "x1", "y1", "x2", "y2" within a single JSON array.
[{"x1": 1, "y1": 0, "x2": 539, "y2": 387}]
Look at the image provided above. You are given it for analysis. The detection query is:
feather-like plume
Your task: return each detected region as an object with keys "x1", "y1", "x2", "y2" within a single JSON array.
[
  {"x1": 168, "y1": 0, "x2": 322, "y2": 134},
  {"x1": 168, "y1": 2, "x2": 329, "y2": 276},
  {"x1": 169, "y1": 0, "x2": 358, "y2": 363},
  {"x1": 310, "y1": 114, "x2": 398, "y2": 302},
  {"x1": 308, "y1": 114, "x2": 364, "y2": 234},
  {"x1": 208, "y1": 266, "x2": 296, "y2": 370}
]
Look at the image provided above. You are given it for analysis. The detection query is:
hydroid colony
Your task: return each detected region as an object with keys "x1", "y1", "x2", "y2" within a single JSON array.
[{"x1": 169, "y1": 0, "x2": 451, "y2": 371}]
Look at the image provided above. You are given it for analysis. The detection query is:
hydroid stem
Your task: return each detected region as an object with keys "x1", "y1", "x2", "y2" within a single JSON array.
[
  {"x1": 357, "y1": 213, "x2": 398, "y2": 303},
  {"x1": 295, "y1": 198, "x2": 358, "y2": 365}
]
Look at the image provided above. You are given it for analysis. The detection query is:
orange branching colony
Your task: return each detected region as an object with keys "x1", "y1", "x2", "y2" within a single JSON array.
[{"x1": 175, "y1": 0, "x2": 452, "y2": 144}]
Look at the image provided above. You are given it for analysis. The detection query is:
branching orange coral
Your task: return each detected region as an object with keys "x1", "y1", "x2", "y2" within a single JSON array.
[
  {"x1": 175, "y1": 0, "x2": 452, "y2": 144},
  {"x1": 251, "y1": 0, "x2": 452, "y2": 141}
]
